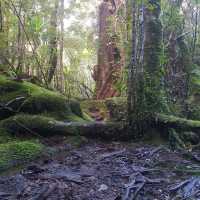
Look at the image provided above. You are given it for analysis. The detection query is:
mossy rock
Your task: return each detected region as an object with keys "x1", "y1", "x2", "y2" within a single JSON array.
[
  {"x1": 81, "y1": 99, "x2": 109, "y2": 121},
  {"x1": 81, "y1": 97, "x2": 127, "y2": 122},
  {"x1": 0, "y1": 140, "x2": 43, "y2": 171},
  {"x1": 105, "y1": 97, "x2": 127, "y2": 122},
  {"x1": 0, "y1": 75, "x2": 85, "y2": 121}
]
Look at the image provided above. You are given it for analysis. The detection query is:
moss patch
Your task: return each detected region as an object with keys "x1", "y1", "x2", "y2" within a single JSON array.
[
  {"x1": 0, "y1": 129, "x2": 12, "y2": 144},
  {"x1": 81, "y1": 100, "x2": 109, "y2": 121},
  {"x1": 65, "y1": 135, "x2": 88, "y2": 147},
  {"x1": 0, "y1": 75, "x2": 92, "y2": 172},
  {"x1": 156, "y1": 113, "x2": 200, "y2": 128},
  {"x1": 105, "y1": 97, "x2": 127, "y2": 122},
  {"x1": 0, "y1": 114, "x2": 89, "y2": 137},
  {"x1": 0, "y1": 140, "x2": 43, "y2": 171},
  {"x1": 81, "y1": 98, "x2": 127, "y2": 122}
]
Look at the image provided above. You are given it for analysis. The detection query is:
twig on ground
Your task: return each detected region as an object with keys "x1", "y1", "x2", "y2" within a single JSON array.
[
  {"x1": 122, "y1": 172, "x2": 163, "y2": 200},
  {"x1": 100, "y1": 150, "x2": 126, "y2": 161}
]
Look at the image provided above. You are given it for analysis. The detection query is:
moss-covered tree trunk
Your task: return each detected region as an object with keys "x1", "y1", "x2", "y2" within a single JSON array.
[
  {"x1": 143, "y1": 0, "x2": 163, "y2": 113},
  {"x1": 47, "y1": 0, "x2": 59, "y2": 84},
  {"x1": 127, "y1": 0, "x2": 137, "y2": 129},
  {"x1": 128, "y1": 0, "x2": 163, "y2": 136}
]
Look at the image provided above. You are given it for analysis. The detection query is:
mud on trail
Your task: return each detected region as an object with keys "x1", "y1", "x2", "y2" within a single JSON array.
[{"x1": 0, "y1": 139, "x2": 200, "y2": 200}]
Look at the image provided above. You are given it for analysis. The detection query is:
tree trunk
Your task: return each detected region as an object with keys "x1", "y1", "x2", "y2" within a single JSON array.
[
  {"x1": 16, "y1": 7, "x2": 25, "y2": 75},
  {"x1": 58, "y1": 0, "x2": 65, "y2": 93},
  {"x1": 94, "y1": 0, "x2": 123, "y2": 100},
  {"x1": 127, "y1": 0, "x2": 163, "y2": 136},
  {"x1": 127, "y1": 0, "x2": 137, "y2": 126},
  {"x1": 47, "y1": 0, "x2": 59, "y2": 84},
  {"x1": 0, "y1": 1, "x2": 3, "y2": 32},
  {"x1": 142, "y1": 0, "x2": 162, "y2": 112}
]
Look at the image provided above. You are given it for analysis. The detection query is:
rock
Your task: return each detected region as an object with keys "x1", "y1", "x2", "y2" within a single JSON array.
[{"x1": 98, "y1": 184, "x2": 108, "y2": 191}]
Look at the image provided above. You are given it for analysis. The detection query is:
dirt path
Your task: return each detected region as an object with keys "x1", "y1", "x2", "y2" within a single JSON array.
[{"x1": 0, "y1": 140, "x2": 200, "y2": 200}]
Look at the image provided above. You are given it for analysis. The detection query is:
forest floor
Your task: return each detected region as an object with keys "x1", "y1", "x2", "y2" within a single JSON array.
[{"x1": 0, "y1": 138, "x2": 200, "y2": 200}]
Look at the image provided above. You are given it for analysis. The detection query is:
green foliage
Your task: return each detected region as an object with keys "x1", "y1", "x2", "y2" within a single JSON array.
[
  {"x1": 161, "y1": 0, "x2": 184, "y2": 32},
  {"x1": 0, "y1": 0, "x2": 97, "y2": 98}
]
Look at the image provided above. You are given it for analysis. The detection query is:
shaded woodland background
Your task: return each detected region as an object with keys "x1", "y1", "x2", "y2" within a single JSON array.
[
  {"x1": 0, "y1": 0, "x2": 200, "y2": 134},
  {"x1": 0, "y1": 0, "x2": 200, "y2": 111},
  {"x1": 1, "y1": 1, "x2": 200, "y2": 199}
]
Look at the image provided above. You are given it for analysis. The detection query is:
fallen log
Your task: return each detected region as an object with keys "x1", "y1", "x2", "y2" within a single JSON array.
[
  {"x1": 3, "y1": 113, "x2": 200, "y2": 144},
  {"x1": 155, "y1": 113, "x2": 200, "y2": 134},
  {"x1": 0, "y1": 114, "x2": 130, "y2": 141},
  {"x1": 153, "y1": 114, "x2": 200, "y2": 148}
]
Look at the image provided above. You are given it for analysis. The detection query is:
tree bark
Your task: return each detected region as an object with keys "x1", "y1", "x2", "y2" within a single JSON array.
[
  {"x1": 94, "y1": 0, "x2": 123, "y2": 100},
  {"x1": 47, "y1": 0, "x2": 59, "y2": 84},
  {"x1": 0, "y1": 1, "x2": 3, "y2": 32},
  {"x1": 58, "y1": 0, "x2": 65, "y2": 93},
  {"x1": 127, "y1": 0, "x2": 137, "y2": 126},
  {"x1": 16, "y1": 4, "x2": 25, "y2": 75},
  {"x1": 142, "y1": 0, "x2": 162, "y2": 112}
]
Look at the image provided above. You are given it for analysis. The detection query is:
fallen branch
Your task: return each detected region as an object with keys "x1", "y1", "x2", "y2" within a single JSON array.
[
  {"x1": 100, "y1": 150, "x2": 126, "y2": 161},
  {"x1": 122, "y1": 172, "x2": 163, "y2": 200}
]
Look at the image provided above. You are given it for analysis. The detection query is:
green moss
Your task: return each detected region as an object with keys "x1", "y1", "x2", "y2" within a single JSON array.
[
  {"x1": 0, "y1": 129, "x2": 12, "y2": 144},
  {"x1": 67, "y1": 113, "x2": 89, "y2": 122},
  {"x1": 82, "y1": 112, "x2": 93, "y2": 121},
  {"x1": 0, "y1": 140, "x2": 43, "y2": 171},
  {"x1": 105, "y1": 97, "x2": 127, "y2": 121},
  {"x1": 81, "y1": 98, "x2": 127, "y2": 122},
  {"x1": 81, "y1": 100, "x2": 109, "y2": 121},
  {"x1": 0, "y1": 114, "x2": 57, "y2": 137},
  {"x1": 70, "y1": 100, "x2": 83, "y2": 118},
  {"x1": 0, "y1": 75, "x2": 86, "y2": 121},
  {"x1": 65, "y1": 135, "x2": 88, "y2": 147},
  {"x1": 156, "y1": 113, "x2": 200, "y2": 129},
  {"x1": 0, "y1": 114, "x2": 88, "y2": 137},
  {"x1": 21, "y1": 93, "x2": 72, "y2": 120}
]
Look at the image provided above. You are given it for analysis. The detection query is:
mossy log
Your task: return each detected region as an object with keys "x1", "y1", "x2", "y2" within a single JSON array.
[
  {"x1": 154, "y1": 114, "x2": 200, "y2": 147},
  {"x1": 0, "y1": 114, "x2": 130, "y2": 141},
  {"x1": 155, "y1": 113, "x2": 200, "y2": 133},
  {"x1": 0, "y1": 75, "x2": 87, "y2": 121}
]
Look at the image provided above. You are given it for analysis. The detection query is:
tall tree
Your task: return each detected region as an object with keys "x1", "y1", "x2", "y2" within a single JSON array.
[
  {"x1": 47, "y1": 0, "x2": 59, "y2": 84},
  {"x1": 128, "y1": 0, "x2": 163, "y2": 136},
  {"x1": 127, "y1": 0, "x2": 137, "y2": 127},
  {"x1": 58, "y1": 0, "x2": 65, "y2": 92},
  {"x1": 94, "y1": 0, "x2": 123, "y2": 99}
]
